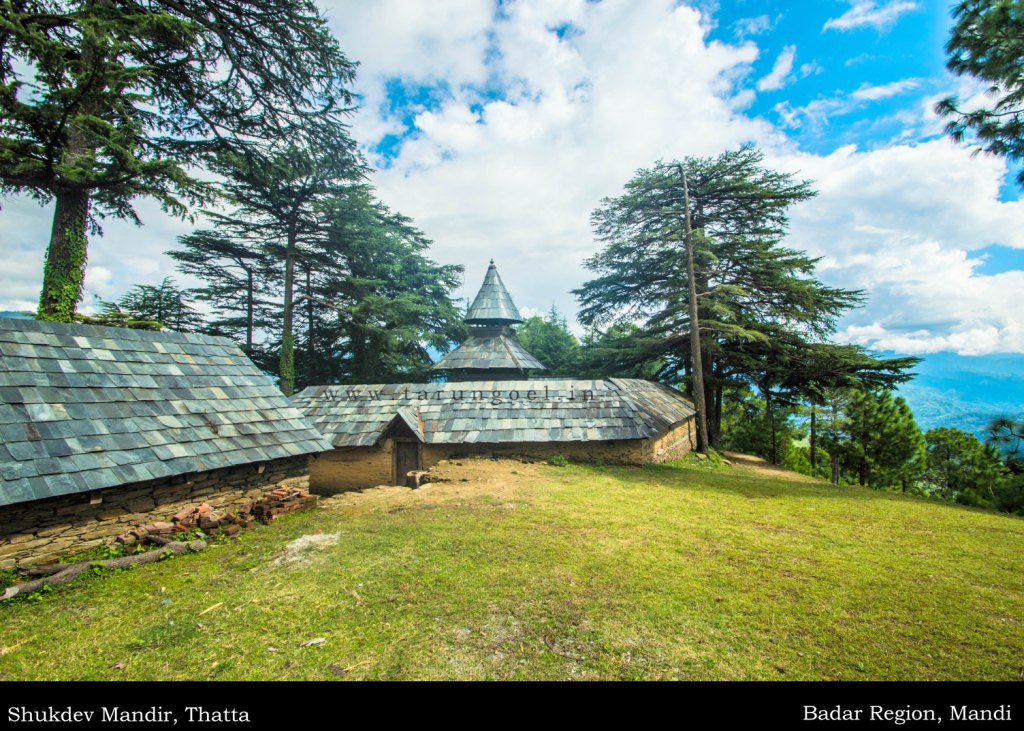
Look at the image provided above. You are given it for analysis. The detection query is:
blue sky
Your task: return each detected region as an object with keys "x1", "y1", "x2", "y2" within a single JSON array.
[
  {"x1": 723, "y1": 1, "x2": 949, "y2": 151},
  {"x1": 1, "y1": 1, "x2": 1022, "y2": 418}
]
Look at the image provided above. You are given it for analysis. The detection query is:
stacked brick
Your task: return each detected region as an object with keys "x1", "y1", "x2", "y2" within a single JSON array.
[
  {"x1": 113, "y1": 484, "x2": 317, "y2": 546},
  {"x1": 250, "y1": 486, "x2": 318, "y2": 522},
  {"x1": 0, "y1": 457, "x2": 313, "y2": 568}
]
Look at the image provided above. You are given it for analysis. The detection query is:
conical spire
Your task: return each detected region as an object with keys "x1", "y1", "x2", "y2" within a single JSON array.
[
  {"x1": 431, "y1": 259, "x2": 544, "y2": 379},
  {"x1": 465, "y1": 260, "x2": 523, "y2": 325}
]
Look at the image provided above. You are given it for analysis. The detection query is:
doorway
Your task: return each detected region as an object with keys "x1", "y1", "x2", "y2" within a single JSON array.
[{"x1": 393, "y1": 439, "x2": 421, "y2": 486}]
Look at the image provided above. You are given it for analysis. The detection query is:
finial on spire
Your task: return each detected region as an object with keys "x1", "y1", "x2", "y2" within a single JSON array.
[{"x1": 489, "y1": 259, "x2": 495, "y2": 268}]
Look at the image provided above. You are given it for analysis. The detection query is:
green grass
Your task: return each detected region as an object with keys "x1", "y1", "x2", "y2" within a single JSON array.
[{"x1": 0, "y1": 460, "x2": 1021, "y2": 680}]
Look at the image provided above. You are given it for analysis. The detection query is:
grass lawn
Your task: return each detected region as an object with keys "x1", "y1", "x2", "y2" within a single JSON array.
[{"x1": 0, "y1": 457, "x2": 1021, "y2": 680}]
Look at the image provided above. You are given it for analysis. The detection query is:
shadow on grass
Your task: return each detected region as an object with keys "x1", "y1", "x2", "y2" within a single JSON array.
[{"x1": 559, "y1": 460, "x2": 992, "y2": 513}]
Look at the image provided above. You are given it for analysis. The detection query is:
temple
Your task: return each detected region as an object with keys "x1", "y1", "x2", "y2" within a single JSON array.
[
  {"x1": 293, "y1": 261, "x2": 697, "y2": 490},
  {"x1": 430, "y1": 260, "x2": 545, "y2": 381}
]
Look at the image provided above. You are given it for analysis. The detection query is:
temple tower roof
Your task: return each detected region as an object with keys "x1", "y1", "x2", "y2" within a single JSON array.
[
  {"x1": 464, "y1": 260, "x2": 524, "y2": 325},
  {"x1": 430, "y1": 260, "x2": 544, "y2": 380}
]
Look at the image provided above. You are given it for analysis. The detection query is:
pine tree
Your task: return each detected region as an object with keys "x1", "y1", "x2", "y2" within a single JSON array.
[
  {"x1": 106, "y1": 276, "x2": 202, "y2": 332},
  {"x1": 936, "y1": 0, "x2": 1024, "y2": 186},
  {"x1": 168, "y1": 233, "x2": 276, "y2": 356},
  {"x1": 843, "y1": 390, "x2": 925, "y2": 491},
  {"x1": 515, "y1": 306, "x2": 581, "y2": 376},
  {"x1": 198, "y1": 142, "x2": 364, "y2": 394},
  {"x1": 314, "y1": 188, "x2": 464, "y2": 386},
  {"x1": 574, "y1": 146, "x2": 862, "y2": 447},
  {"x1": 0, "y1": 0, "x2": 357, "y2": 321}
]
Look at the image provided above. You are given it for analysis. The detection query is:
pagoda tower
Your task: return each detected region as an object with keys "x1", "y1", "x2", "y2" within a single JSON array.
[{"x1": 431, "y1": 260, "x2": 545, "y2": 381}]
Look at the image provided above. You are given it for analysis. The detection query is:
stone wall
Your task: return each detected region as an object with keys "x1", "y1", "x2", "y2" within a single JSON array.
[
  {"x1": 308, "y1": 417, "x2": 696, "y2": 493},
  {"x1": 0, "y1": 455, "x2": 310, "y2": 569},
  {"x1": 422, "y1": 420, "x2": 694, "y2": 467},
  {"x1": 422, "y1": 438, "x2": 648, "y2": 467},
  {"x1": 310, "y1": 441, "x2": 394, "y2": 493},
  {"x1": 643, "y1": 418, "x2": 696, "y2": 462}
]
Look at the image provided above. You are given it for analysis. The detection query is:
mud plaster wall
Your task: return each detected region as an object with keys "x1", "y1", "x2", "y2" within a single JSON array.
[
  {"x1": 0, "y1": 455, "x2": 311, "y2": 568},
  {"x1": 643, "y1": 418, "x2": 696, "y2": 462},
  {"x1": 310, "y1": 439, "x2": 395, "y2": 493},
  {"x1": 422, "y1": 419, "x2": 695, "y2": 467},
  {"x1": 310, "y1": 417, "x2": 696, "y2": 491}
]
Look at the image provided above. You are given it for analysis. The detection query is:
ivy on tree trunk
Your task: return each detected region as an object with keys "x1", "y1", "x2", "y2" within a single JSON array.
[{"x1": 38, "y1": 190, "x2": 90, "y2": 321}]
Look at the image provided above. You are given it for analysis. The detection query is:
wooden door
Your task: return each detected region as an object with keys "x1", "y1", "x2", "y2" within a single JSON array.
[{"x1": 393, "y1": 440, "x2": 421, "y2": 486}]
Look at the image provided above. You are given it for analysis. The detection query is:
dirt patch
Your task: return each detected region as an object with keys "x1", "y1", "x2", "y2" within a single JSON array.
[
  {"x1": 271, "y1": 532, "x2": 342, "y2": 566},
  {"x1": 722, "y1": 452, "x2": 818, "y2": 483},
  {"x1": 317, "y1": 458, "x2": 547, "y2": 518}
]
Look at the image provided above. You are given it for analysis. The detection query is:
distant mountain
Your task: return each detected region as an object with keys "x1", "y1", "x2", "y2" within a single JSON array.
[
  {"x1": 889, "y1": 351, "x2": 1024, "y2": 437},
  {"x1": 0, "y1": 310, "x2": 33, "y2": 319}
]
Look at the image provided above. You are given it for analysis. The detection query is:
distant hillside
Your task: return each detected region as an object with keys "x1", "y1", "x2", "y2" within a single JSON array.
[
  {"x1": 891, "y1": 351, "x2": 1023, "y2": 437},
  {"x1": 0, "y1": 311, "x2": 33, "y2": 319}
]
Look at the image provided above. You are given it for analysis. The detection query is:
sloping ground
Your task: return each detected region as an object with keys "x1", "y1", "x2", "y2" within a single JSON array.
[
  {"x1": 722, "y1": 451, "x2": 818, "y2": 482},
  {"x1": 0, "y1": 457, "x2": 1021, "y2": 680}
]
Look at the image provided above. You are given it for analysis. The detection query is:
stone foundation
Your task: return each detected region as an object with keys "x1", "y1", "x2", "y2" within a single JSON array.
[{"x1": 0, "y1": 455, "x2": 311, "y2": 568}]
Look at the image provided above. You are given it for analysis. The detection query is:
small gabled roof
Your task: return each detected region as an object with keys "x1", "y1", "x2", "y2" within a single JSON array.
[
  {"x1": 293, "y1": 378, "x2": 696, "y2": 448},
  {"x1": 430, "y1": 332, "x2": 545, "y2": 372},
  {"x1": 0, "y1": 318, "x2": 332, "y2": 508},
  {"x1": 465, "y1": 260, "x2": 523, "y2": 324}
]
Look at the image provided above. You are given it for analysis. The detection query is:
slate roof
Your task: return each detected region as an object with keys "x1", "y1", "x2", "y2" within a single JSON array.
[
  {"x1": 0, "y1": 318, "x2": 332, "y2": 508},
  {"x1": 465, "y1": 261, "x2": 523, "y2": 324},
  {"x1": 292, "y1": 378, "x2": 695, "y2": 448},
  {"x1": 430, "y1": 333, "x2": 545, "y2": 371}
]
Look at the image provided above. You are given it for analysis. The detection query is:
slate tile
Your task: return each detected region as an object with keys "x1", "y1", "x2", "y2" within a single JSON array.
[
  {"x1": 44, "y1": 472, "x2": 79, "y2": 497},
  {"x1": 0, "y1": 478, "x2": 35, "y2": 506},
  {"x1": 30, "y1": 456, "x2": 64, "y2": 476},
  {"x1": 68, "y1": 453, "x2": 105, "y2": 472},
  {"x1": 0, "y1": 457, "x2": 37, "y2": 480},
  {"x1": 146, "y1": 461, "x2": 175, "y2": 480},
  {"x1": 7, "y1": 439, "x2": 51, "y2": 460},
  {"x1": 112, "y1": 464, "x2": 145, "y2": 484}
]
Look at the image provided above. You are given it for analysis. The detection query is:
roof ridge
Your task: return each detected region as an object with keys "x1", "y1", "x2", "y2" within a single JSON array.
[{"x1": 0, "y1": 317, "x2": 235, "y2": 348}]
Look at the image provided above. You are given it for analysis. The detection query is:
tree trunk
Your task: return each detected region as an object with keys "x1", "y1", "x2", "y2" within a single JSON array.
[
  {"x1": 809, "y1": 402, "x2": 817, "y2": 473},
  {"x1": 767, "y1": 389, "x2": 778, "y2": 465},
  {"x1": 279, "y1": 231, "x2": 297, "y2": 396},
  {"x1": 37, "y1": 189, "x2": 90, "y2": 322},
  {"x1": 702, "y1": 360, "x2": 716, "y2": 447},
  {"x1": 349, "y1": 327, "x2": 364, "y2": 382},
  {"x1": 37, "y1": 0, "x2": 107, "y2": 323},
  {"x1": 306, "y1": 267, "x2": 316, "y2": 386},
  {"x1": 4, "y1": 540, "x2": 205, "y2": 600},
  {"x1": 680, "y1": 170, "x2": 709, "y2": 454},
  {"x1": 830, "y1": 400, "x2": 841, "y2": 485},
  {"x1": 858, "y1": 411, "x2": 868, "y2": 486},
  {"x1": 245, "y1": 268, "x2": 254, "y2": 355},
  {"x1": 712, "y1": 381, "x2": 723, "y2": 449}
]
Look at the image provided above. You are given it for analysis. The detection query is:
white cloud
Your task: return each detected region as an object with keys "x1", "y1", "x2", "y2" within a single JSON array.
[
  {"x1": 773, "y1": 141, "x2": 1024, "y2": 355},
  {"x1": 757, "y1": 45, "x2": 796, "y2": 92},
  {"x1": 799, "y1": 62, "x2": 823, "y2": 78},
  {"x1": 823, "y1": 1, "x2": 919, "y2": 32},
  {"x1": 773, "y1": 76, "x2": 921, "y2": 130},
  {"x1": 2, "y1": 0, "x2": 1022, "y2": 361},
  {"x1": 324, "y1": 0, "x2": 768, "y2": 311},
  {"x1": 849, "y1": 78, "x2": 920, "y2": 101},
  {"x1": 733, "y1": 15, "x2": 773, "y2": 38}
]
